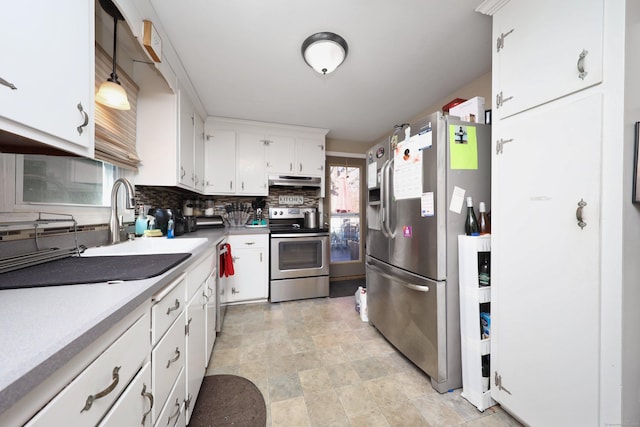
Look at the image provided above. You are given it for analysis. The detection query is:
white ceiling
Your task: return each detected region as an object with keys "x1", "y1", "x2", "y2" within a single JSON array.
[{"x1": 148, "y1": 0, "x2": 492, "y2": 144}]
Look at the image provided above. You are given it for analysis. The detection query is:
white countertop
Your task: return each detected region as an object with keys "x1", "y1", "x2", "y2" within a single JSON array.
[{"x1": 0, "y1": 227, "x2": 255, "y2": 416}]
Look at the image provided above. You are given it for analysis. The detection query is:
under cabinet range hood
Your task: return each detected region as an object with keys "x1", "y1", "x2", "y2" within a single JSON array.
[{"x1": 268, "y1": 174, "x2": 322, "y2": 188}]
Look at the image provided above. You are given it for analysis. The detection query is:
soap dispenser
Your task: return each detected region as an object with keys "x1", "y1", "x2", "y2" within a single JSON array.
[{"x1": 135, "y1": 205, "x2": 147, "y2": 237}]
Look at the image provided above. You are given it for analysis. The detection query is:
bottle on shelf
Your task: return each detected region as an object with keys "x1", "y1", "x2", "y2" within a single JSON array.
[
  {"x1": 478, "y1": 253, "x2": 490, "y2": 287},
  {"x1": 465, "y1": 196, "x2": 480, "y2": 236},
  {"x1": 481, "y1": 354, "x2": 490, "y2": 392},
  {"x1": 479, "y1": 202, "x2": 491, "y2": 235},
  {"x1": 167, "y1": 210, "x2": 175, "y2": 239}
]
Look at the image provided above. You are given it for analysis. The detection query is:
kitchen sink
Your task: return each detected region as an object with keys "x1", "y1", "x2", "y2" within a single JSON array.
[{"x1": 81, "y1": 237, "x2": 209, "y2": 257}]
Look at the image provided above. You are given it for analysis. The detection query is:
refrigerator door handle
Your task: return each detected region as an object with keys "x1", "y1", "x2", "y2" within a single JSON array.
[
  {"x1": 380, "y1": 159, "x2": 390, "y2": 238},
  {"x1": 399, "y1": 282, "x2": 430, "y2": 292},
  {"x1": 383, "y1": 158, "x2": 395, "y2": 238},
  {"x1": 367, "y1": 258, "x2": 432, "y2": 290}
]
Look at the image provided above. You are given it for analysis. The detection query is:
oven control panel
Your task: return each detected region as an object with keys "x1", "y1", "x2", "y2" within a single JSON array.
[{"x1": 268, "y1": 207, "x2": 316, "y2": 219}]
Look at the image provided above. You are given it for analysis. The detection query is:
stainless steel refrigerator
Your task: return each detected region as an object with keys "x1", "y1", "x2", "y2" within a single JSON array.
[{"x1": 365, "y1": 111, "x2": 491, "y2": 393}]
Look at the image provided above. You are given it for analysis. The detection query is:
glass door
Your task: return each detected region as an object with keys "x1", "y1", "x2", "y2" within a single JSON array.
[{"x1": 324, "y1": 156, "x2": 365, "y2": 278}]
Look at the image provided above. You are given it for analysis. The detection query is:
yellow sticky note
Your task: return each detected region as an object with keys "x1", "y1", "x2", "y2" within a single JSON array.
[{"x1": 450, "y1": 125, "x2": 478, "y2": 170}]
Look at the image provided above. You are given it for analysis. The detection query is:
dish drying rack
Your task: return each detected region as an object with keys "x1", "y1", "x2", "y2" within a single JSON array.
[{"x1": 0, "y1": 212, "x2": 85, "y2": 274}]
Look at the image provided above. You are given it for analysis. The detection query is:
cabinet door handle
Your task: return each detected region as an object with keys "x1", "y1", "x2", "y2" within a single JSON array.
[
  {"x1": 242, "y1": 181, "x2": 245, "y2": 190},
  {"x1": 232, "y1": 287, "x2": 240, "y2": 294},
  {"x1": 496, "y1": 28, "x2": 514, "y2": 52},
  {"x1": 576, "y1": 198, "x2": 587, "y2": 229},
  {"x1": 577, "y1": 49, "x2": 588, "y2": 80},
  {"x1": 244, "y1": 241, "x2": 255, "y2": 245},
  {"x1": 166, "y1": 347, "x2": 181, "y2": 368},
  {"x1": 167, "y1": 398, "x2": 181, "y2": 424},
  {"x1": 76, "y1": 102, "x2": 89, "y2": 136},
  {"x1": 299, "y1": 163, "x2": 303, "y2": 172},
  {"x1": 260, "y1": 252, "x2": 263, "y2": 262},
  {"x1": 230, "y1": 180, "x2": 233, "y2": 190},
  {"x1": 181, "y1": 166, "x2": 186, "y2": 179},
  {"x1": 166, "y1": 298, "x2": 180, "y2": 315},
  {"x1": 289, "y1": 162, "x2": 293, "y2": 172},
  {"x1": 0, "y1": 76, "x2": 17, "y2": 90},
  {"x1": 495, "y1": 91, "x2": 513, "y2": 109},
  {"x1": 80, "y1": 366, "x2": 121, "y2": 412},
  {"x1": 140, "y1": 383, "x2": 154, "y2": 425},
  {"x1": 495, "y1": 138, "x2": 514, "y2": 155}
]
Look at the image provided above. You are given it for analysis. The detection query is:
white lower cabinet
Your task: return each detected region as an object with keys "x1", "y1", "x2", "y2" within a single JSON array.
[
  {"x1": 155, "y1": 368, "x2": 186, "y2": 427},
  {"x1": 25, "y1": 311, "x2": 149, "y2": 427},
  {"x1": 224, "y1": 234, "x2": 269, "y2": 304},
  {"x1": 98, "y1": 362, "x2": 153, "y2": 427},
  {"x1": 185, "y1": 283, "x2": 207, "y2": 423},
  {"x1": 205, "y1": 268, "x2": 217, "y2": 366},
  {"x1": 151, "y1": 288, "x2": 186, "y2": 424},
  {"x1": 11, "y1": 250, "x2": 216, "y2": 427}
]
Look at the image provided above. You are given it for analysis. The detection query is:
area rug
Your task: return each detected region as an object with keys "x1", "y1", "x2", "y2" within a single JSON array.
[{"x1": 189, "y1": 375, "x2": 266, "y2": 427}]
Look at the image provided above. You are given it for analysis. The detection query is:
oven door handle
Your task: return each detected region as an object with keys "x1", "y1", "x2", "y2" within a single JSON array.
[{"x1": 271, "y1": 233, "x2": 329, "y2": 238}]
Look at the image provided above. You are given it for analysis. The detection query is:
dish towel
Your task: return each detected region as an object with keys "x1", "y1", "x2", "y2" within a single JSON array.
[{"x1": 220, "y1": 243, "x2": 235, "y2": 277}]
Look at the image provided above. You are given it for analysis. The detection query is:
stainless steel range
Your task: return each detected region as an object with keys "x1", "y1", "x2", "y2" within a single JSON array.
[{"x1": 269, "y1": 207, "x2": 330, "y2": 302}]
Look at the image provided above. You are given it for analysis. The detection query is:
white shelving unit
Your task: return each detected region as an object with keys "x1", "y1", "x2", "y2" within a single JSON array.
[{"x1": 458, "y1": 235, "x2": 495, "y2": 411}]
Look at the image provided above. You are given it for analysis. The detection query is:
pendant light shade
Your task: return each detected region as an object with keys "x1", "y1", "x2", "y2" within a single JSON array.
[
  {"x1": 96, "y1": 2, "x2": 130, "y2": 110},
  {"x1": 95, "y1": 79, "x2": 130, "y2": 110},
  {"x1": 302, "y1": 32, "x2": 348, "y2": 75}
]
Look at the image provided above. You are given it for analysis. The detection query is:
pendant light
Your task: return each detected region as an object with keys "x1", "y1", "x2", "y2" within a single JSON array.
[
  {"x1": 301, "y1": 32, "x2": 348, "y2": 75},
  {"x1": 96, "y1": 0, "x2": 130, "y2": 110}
]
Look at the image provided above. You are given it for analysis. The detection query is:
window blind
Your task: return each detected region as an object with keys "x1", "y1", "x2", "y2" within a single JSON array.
[{"x1": 94, "y1": 44, "x2": 140, "y2": 171}]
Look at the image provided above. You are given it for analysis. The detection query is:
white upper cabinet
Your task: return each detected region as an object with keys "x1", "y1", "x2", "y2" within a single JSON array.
[
  {"x1": 205, "y1": 117, "x2": 327, "y2": 196},
  {"x1": 265, "y1": 136, "x2": 296, "y2": 174},
  {"x1": 194, "y1": 113, "x2": 205, "y2": 193},
  {"x1": 266, "y1": 136, "x2": 325, "y2": 177},
  {"x1": 204, "y1": 129, "x2": 237, "y2": 194},
  {"x1": 493, "y1": 0, "x2": 603, "y2": 120},
  {"x1": 0, "y1": 0, "x2": 94, "y2": 157},
  {"x1": 179, "y1": 89, "x2": 196, "y2": 188},
  {"x1": 237, "y1": 133, "x2": 268, "y2": 195},
  {"x1": 295, "y1": 137, "x2": 325, "y2": 176}
]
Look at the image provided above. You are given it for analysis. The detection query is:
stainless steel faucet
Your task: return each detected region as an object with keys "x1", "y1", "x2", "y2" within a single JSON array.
[{"x1": 109, "y1": 177, "x2": 136, "y2": 244}]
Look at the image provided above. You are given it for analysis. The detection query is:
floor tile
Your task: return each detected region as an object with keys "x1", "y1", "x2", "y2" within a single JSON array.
[{"x1": 206, "y1": 297, "x2": 524, "y2": 426}]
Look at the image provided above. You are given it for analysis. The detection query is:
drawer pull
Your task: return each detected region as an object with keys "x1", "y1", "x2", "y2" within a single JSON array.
[
  {"x1": 166, "y1": 299, "x2": 180, "y2": 315},
  {"x1": 167, "y1": 398, "x2": 181, "y2": 425},
  {"x1": 167, "y1": 347, "x2": 181, "y2": 368},
  {"x1": 80, "y1": 366, "x2": 121, "y2": 412},
  {"x1": 141, "y1": 383, "x2": 154, "y2": 425}
]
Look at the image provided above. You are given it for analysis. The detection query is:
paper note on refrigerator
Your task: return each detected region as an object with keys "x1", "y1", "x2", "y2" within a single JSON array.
[
  {"x1": 393, "y1": 135, "x2": 423, "y2": 200},
  {"x1": 421, "y1": 192, "x2": 434, "y2": 217},
  {"x1": 449, "y1": 125, "x2": 478, "y2": 170},
  {"x1": 367, "y1": 162, "x2": 378, "y2": 189}
]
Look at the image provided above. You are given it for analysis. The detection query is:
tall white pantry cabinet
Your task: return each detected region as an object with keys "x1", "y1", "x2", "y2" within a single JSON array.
[{"x1": 478, "y1": 0, "x2": 640, "y2": 425}]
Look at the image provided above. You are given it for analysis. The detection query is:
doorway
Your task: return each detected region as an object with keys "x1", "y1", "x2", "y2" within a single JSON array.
[{"x1": 323, "y1": 156, "x2": 366, "y2": 279}]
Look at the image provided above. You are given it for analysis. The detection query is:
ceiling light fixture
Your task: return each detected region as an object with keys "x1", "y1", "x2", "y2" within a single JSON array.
[
  {"x1": 95, "y1": 0, "x2": 130, "y2": 110},
  {"x1": 301, "y1": 32, "x2": 348, "y2": 75}
]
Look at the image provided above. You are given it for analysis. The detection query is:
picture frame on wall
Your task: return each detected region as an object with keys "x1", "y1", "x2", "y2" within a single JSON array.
[{"x1": 633, "y1": 122, "x2": 640, "y2": 203}]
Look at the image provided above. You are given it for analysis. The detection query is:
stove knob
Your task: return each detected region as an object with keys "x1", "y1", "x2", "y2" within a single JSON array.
[{"x1": 279, "y1": 210, "x2": 284, "y2": 215}]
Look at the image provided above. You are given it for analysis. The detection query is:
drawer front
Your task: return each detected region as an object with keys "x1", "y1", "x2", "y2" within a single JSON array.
[
  {"x1": 156, "y1": 367, "x2": 186, "y2": 427},
  {"x1": 98, "y1": 362, "x2": 153, "y2": 427},
  {"x1": 229, "y1": 233, "x2": 267, "y2": 248},
  {"x1": 186, "y1": 250, "x2": 215, "y2": 302},
  {"x1": 152, "y1": 276, "x2": 186, "y2": 346},
  {"x1": 152, "y1": 314, "x2": 186, "y2": 423},
  {"x1": 25, "y1": 312, "x2": 149, "y2": 427}
]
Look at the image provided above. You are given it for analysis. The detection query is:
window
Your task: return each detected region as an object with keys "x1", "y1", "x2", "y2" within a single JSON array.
[
  {"x1": 329, "y1": 165, "x2": 361, "y2": 262},
  {"x1": 16, "y1": 155, "x2": 116, "y2": 206}
]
